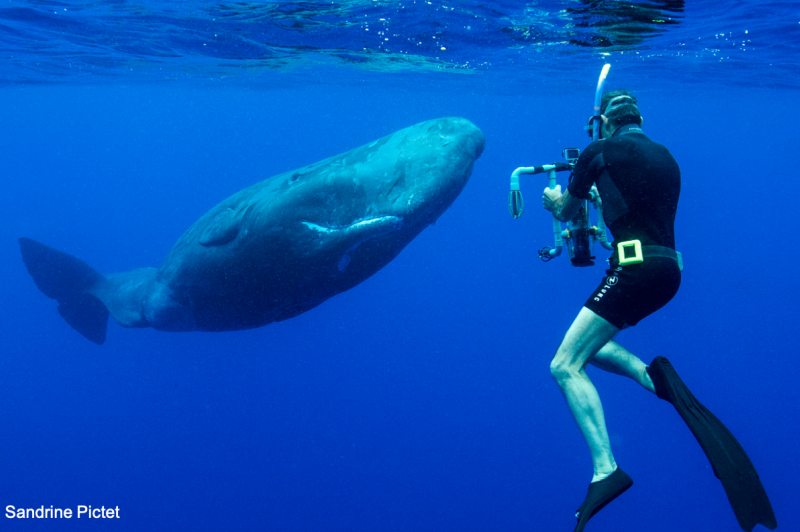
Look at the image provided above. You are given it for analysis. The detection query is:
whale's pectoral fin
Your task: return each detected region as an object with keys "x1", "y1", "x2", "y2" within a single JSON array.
[
  {"x1": 19, "y1": 238, "x2": 110, "y2": 345},
  {"x1": 199, "y1": 208, "x2": 240, "y2": 247}
]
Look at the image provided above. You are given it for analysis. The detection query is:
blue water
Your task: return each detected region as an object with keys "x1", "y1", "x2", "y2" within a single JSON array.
[{"x1": 2, "y1": 1, "x2": 798, "y2": 531}]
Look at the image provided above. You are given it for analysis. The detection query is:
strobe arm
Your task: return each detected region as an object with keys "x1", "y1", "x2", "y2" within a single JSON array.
[{"x1": 508, "y1": 162, "x2": 573, "y2": 259}]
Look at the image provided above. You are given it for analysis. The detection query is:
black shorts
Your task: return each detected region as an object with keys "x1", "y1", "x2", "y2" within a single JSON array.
[{"x1": 584, "y1": 257, "x2": 681, "y2": 329}]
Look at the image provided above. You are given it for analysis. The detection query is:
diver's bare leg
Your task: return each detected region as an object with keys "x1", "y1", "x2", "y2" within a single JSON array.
[
  {"x1": 550, "y1": 307, "x2": 620, "y2": 482},
  {"x1": 589, "y1": 340, "x2": 656, "y2": 394}
]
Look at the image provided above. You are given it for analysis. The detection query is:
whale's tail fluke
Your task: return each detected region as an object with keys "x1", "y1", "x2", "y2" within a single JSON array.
[{"x1": 19, "y1": 238, "x2": 109, "y2": 345}]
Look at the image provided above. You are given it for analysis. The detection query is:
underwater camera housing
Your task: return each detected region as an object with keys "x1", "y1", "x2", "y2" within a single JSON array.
[
  {"x1": 506, "y1": 147, "x2": 613, "y2": 266},
  {"x1": 564, "y1": 148, "x2": 595, "y2": 267},
  {"x1": 566, "y1": 197, "x2": 596, "y2": 267}
]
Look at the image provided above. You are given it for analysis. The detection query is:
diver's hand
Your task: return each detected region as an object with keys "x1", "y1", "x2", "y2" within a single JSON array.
[
  {"x1": 542, "y1": 185, "x2": 562, "y2": 213},
  {"x1": 589, "y1": 185, "x2": 600, "y2": 203},
  {"x1": 543, "y1": 186, "x2": 581, "y2": 222}
]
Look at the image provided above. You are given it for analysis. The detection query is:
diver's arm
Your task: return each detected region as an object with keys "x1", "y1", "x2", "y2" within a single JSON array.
[{"x1": 543, "y1": 185, "x2": 582, "y2": 222}]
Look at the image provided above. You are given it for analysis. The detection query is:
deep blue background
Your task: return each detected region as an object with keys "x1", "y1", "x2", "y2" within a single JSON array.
[{"x1": 1, "y1": 76, "x2": 798, "y2": 531}]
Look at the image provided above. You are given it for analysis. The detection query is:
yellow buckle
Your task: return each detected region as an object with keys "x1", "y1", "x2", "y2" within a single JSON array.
[{"x1": 617, "y1": 240, "x2": 643, "y2": 265}]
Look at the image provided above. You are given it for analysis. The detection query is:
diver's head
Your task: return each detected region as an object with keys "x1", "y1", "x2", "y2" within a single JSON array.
[{"x1": 588, "y1": 89, "x2": 644, "y2": 139}]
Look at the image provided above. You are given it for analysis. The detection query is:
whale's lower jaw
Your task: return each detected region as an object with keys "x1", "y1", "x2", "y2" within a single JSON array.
[
  {"x1": 301, "y1": 216, "x2": 405, "y2": 273},
  {"x1": 301, "y1": 215, "x2": 402, "y2": 235}
]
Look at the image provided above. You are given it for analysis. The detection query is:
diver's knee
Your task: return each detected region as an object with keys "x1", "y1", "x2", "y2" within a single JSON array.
[{"x1": 550, "y1": 356, "x2": 578, "y2": 384}]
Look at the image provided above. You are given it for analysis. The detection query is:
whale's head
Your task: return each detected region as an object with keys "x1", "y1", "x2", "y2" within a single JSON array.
[
  {"x1": 279, "y1": 117, "x2": 485, "y2": 273},
  {"x1": 284, "y1": 116, "x2": 485, "y2": 237},
  {"x1": 363, "y1": 116, "x2": 486, "y2": 230}
]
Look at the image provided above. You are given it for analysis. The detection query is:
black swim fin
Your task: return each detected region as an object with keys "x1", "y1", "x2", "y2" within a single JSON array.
[
  {"x1": 19, "y1": 237, "x2": 109, "y2": 345},
  {"x1": 647, "y1": 356, "x2": 777, "y2": 531},
  {"x1": 573, "y1": 467, "x2": 633, "y2": 532}
]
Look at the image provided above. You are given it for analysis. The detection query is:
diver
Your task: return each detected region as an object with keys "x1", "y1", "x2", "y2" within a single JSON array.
[{"x1": 541, "y1": 90, "x2": 777, "y2": 532}]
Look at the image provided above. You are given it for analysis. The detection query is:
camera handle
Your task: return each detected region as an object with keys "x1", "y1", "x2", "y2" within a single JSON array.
[{"x1": 507, "y1": 162, "x2": 612, "y2": 265}]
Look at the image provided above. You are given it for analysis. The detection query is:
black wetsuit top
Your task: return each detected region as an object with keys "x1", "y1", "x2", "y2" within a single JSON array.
[{"x1": 567, "y1": 123, "x2": 681, "y2": 249}]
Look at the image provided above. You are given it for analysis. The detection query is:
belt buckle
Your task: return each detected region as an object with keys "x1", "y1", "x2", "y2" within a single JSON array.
[{"x1": 617, "y1": 239, "x2": 643, "y2": 265}]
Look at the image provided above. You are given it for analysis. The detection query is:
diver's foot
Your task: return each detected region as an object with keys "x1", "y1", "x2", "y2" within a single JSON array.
[
  {"x1": 573, "y1": 467, "x2": 633, "y2": 532},
  {"x1": 591, "y1": 466, "x2": 617, "y2": 483}
]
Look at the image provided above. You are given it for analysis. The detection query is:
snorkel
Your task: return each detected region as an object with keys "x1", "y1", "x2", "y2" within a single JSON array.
[
  {"x1": 507, "y1": 63, "x2": 614, "y2": 266},
  {"x1": 592, "y1": 64, "x2": 611, "y2": 140}
]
